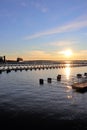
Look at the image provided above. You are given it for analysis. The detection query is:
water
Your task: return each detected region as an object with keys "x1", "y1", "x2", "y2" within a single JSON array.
[{"x1": 0, "y1": 65, "x2": 87, "y2": 128}]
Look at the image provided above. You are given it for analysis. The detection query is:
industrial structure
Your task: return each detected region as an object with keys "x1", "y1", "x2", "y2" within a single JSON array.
[{"x1": 0, "y1": 56, "x2": 6, "y2": 62}]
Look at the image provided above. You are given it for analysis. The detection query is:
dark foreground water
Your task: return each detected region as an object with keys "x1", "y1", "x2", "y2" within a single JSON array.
[{"x1": 0, "y1": 65, "x2": 87, "y2": 129}]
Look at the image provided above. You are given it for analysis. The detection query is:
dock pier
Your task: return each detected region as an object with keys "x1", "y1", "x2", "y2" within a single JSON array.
[{"x1": 0, "y1": 63, "x2": 87, "y2": 74}]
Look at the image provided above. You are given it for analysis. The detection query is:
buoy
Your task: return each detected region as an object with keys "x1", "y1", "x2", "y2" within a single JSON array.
[
  {"x1": 47, "y1": 78, "x2": 52, "y2": 83},
  {"x1": 57, "y1": 75, "x2": 61, "y2": 81},
  {"x1": 39, "y1": 79, "x2": 44, "y2": 85}
]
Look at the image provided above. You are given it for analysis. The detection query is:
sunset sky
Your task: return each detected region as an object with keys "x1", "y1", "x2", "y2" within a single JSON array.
[{"x1": 0, "y1": 0, "x2": 87, "y2": 60}]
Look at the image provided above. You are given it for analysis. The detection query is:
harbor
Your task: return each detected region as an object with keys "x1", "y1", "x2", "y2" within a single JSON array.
[
  {"x1": 1, "y1": 62, "x2": 87, "y2": 93},
  {"x1": 0, "y1": 64, "x2": 87, "y2": 128}
]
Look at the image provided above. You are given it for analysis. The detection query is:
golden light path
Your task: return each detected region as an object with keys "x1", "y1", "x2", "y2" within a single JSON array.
[
  {"x1": 65, "y1": 64, "x2": 72, "y2": 99},
  {"x1": 65, "y1": 64, "x2": 71, "y2": 80}
]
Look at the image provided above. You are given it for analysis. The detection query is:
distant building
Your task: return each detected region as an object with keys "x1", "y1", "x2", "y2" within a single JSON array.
[
  {"x1": 17, "y1": 57, "x2": 23, "y2": 62},
  {"x1": 0, "y1": 56, "x2": 6, "y2": 62}
]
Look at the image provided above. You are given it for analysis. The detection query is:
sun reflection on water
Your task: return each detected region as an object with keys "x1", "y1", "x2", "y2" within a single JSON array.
[
  {"x1": 67, "y1": 95, "x2": 72, "y2": 99},
  {"x1": 66, "y1": 86, "x2": 72, "y2": 99},
  {"x1": 64, "y1": 64, "x2": 73, "y2": 99},
  {"x1": 65, "y1": 64, "x2": 71, "y2": 80},
  {"x1": 66, "y1": 85, "x2": 72, "y2": 92}
]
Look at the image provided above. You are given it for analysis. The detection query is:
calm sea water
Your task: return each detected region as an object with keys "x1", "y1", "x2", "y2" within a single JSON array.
[{"x1": 0, "y1": 65, "x2": 87, "y2": 128}]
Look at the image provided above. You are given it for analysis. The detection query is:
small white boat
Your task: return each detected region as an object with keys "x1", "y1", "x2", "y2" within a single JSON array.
[{"x1": 72, "y1": 81, "x2": 87, "y2": 92}]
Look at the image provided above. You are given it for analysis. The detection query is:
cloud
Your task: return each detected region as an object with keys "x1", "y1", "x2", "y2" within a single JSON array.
[
  {"x1": 25, "y1": 50, "x2": 51, "y2": 60},
  {"x1": 49, "y1": 40, "x2": 77, "y2": 47},
  {"x1": 71, "y1": 49, "x2": 87, "y2": 60},
  {"x1": 18, "y1": 50, "x2": 66, "y2": 60},
  {"x1": 79, "y1": 50, "x2": 87, "y2": 54},
  {"x1": 21, "y1": 50, "x2": 76, "y2": 60},
  {"x1": 24, "y1": 19, "x2": 87, "y2": 40},
  {"x1": 7, "y1": 49, "x2": 87, "y2": 60},
  {"x1": 31, "y1": 1, "x2": 48, "y2": 13}
]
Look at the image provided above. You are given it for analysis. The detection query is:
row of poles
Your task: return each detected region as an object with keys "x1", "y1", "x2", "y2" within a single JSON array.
[
  {"x1": 39, "y1": 75, "x2": 61, "y2": 85},
  {"x1": 39, "y1": 73, "x2": 87, "y2": 85},
  {"x1": 0, "y1": 63, "x2": 87, "y2": 74}
]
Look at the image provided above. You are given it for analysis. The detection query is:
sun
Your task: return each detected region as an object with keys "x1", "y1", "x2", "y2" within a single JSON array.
[
  {"x1": 64, "y1": 50, "x2": 73, "y2": 57},
  {"x1": 59, "y1": 49, "x2": 73, "y2": 58}
]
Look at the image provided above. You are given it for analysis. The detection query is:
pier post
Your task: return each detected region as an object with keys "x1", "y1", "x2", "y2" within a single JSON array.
[
  {"x1": 77, "y1": 74, "x2": 82, "y2": 78},
  {"x1": 0, "y1": 70, "x2": 2, "y2": 74},
  {"x1": 77, "y1": 73, "x2": 82, "y2": 83},
  {"x1": 6, "y1": 69, "x2": 11, "y2": 73},
  {"x1": 57, "y1": 75, "x2": 61, "y2": 81},
  {"x1": 47, "y1": 78, "x2": 52, "y2": 83},
  {"x1": 39, "y1": 79, "x2": 44, "y2": 85},
  {"x1": 84, "y1": 73, "x2": 87, "y2": 77}
]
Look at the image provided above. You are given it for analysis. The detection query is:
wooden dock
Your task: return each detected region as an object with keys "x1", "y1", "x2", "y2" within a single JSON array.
[{"x1": 0, "y1": 63, "x2": 87, "y2": 74}]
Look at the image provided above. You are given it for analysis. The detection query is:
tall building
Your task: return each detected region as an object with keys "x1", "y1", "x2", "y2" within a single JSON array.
[{"x1": 3, "y1": 56, "x2": 6, "y2": 62}]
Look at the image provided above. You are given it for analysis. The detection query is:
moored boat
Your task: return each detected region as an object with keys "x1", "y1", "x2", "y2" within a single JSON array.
[{"x1": 72, "y1": 81, "x2": 87, "y2": 92}]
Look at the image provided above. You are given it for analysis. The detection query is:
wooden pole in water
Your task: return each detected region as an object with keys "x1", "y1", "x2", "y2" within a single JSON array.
[
  {"x1": 57, "y1": 75, "x2": 61, "y2": 81},
  {"x1": 39, "y1": 79, "x2": 44, "y2": 85},
  {"x1": 0, "y1": 70, "x2": 2, "y2": 74},
  {"x1": 84, "y1": 73, "x2": 87, "y2": 77},
  {"x1": 47, "y1": 78, "x2": 52, "y2": 83},
  {"x1": 77, "y1": 74, "x2": 82, "y2": 83}
]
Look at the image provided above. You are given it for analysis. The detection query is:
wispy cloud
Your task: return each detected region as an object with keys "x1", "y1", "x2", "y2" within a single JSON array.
[
  {"x1": 73, "y1": 49, "x2": 87, "y2": 60},
  {"x1": 7, "y1": 49, "x2": 87, "y2": 60},
  {"x1": 49, "y1": 40, "x2": 77, "y2": 47},
  {"x1": 24, "y1": 18, "x2": 87, "y2": 40},
  {"x1": 22, "y1": 50, "x2": 52, "y2": 60},
  {"x1": 25, "y1": 50, "x2": 71, "y2": 60},
  {"x1": 79, "y1": 50, "x2": 87, "y2": 54},
  {"x1": 31, "y1": 1, "x2": 48, "y2": 13},
  {"x1": 20, "y1": 1, "x2": 48, "y2": 12},
  {"x1": 24, "y1": 50, "x2": 74, "y2": 60}
]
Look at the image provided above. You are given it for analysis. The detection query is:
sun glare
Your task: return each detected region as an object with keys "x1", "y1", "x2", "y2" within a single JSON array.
[
  {"x1": 59, "y1": 49, "x2": 73, "y2": 58},
  {"x1": 64, "y1": 50, "x2": 73, "y2": 57}
]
